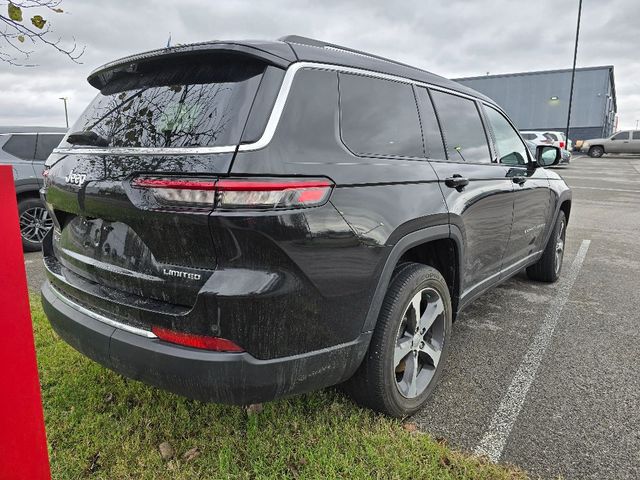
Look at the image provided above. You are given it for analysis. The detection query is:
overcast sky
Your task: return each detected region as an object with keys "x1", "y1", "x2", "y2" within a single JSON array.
[{"x1": 1, "y1": 0, "x2": 639, "y2": 131}]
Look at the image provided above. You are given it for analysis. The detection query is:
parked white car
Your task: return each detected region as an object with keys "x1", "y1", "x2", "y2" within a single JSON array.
[
  {"x1": 581, "y1": 130, "x2": 640, "y2": 157},
  {"x1": 521, "y1": 131, "x2": 571, "y2": 165},
  {"x1": 542, "y1": 131, "x2": 572, "y2": 152}
]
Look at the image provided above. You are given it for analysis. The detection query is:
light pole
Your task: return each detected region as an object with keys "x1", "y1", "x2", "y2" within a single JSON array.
[
  {"x1": 565, "y1": 0, "x2": 583, "y2": 144},
  {"x1": 59, "y1": 97, "x2": 69, "y2": 129}
]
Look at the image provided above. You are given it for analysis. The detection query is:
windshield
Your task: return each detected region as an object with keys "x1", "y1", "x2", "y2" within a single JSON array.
[{"x1": 63, "y1": 55, "x2": 265, "y2": 149}]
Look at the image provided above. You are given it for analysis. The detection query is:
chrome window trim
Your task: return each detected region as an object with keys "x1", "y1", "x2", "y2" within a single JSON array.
[
  {"x1": 53, "y1": 61, "x2": 499, "y2": 156},
  {"x1": 49, "y1": 284, "x2": 158, "y2": 338}
]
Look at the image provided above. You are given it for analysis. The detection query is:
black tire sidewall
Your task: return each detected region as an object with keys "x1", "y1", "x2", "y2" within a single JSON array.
[
  {"x1": 18, "y1": 197, "x2": 47, "y2": 252},
  {"x1": 589, "y1": 146, "x2": 603, "y2": 158},
  {"x1": 377, "y1": 265, "x2": 452, "y2": 417}
]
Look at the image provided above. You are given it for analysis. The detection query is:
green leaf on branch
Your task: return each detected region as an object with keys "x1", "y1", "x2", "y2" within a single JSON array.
[
  {"x1": 8, "y1": 3, "x2": 23, "y2": 22},
  {"x1": 31, "y1": 15, "x2": 47, "y2": 29},
  {"x1": 17, "y1": 35, "x2": 25, "y2": 43}
]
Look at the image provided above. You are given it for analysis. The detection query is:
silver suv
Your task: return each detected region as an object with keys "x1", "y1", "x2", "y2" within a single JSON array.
[
  {"x1": 582, "y1": 130, "x2": 640, "y2": 157},
  {"x1": 0, "y1": 127, "x2": 66, "y2": 250}
]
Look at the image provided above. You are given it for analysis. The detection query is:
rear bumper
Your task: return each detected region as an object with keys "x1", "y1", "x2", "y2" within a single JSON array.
[{"x1": 42, "y1": 281, "x2": 370, "y2": 404}]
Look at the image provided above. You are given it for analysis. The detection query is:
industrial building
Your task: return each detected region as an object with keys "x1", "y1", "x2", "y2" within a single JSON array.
[{"x1": 454, "y1": 66, "x2": 616, "y2": 140}]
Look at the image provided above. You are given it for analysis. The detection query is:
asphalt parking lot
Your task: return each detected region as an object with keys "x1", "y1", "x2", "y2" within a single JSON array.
[{"x1": 24, "y1": 154, "x2": 640, "y2": 479}]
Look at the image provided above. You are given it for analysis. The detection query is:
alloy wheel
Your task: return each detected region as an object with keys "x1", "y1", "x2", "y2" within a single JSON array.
[
  {"x1": 19, "y1": 206, "x2": 52, "y2": 244},
  {"x1": 394, "y1": 287, "x2": 446, "y2": 398}
]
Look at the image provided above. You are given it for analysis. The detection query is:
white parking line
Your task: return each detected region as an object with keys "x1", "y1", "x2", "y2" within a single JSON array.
[{"x1": 474, "y1": 240, "x2": 591, "y2": 462}]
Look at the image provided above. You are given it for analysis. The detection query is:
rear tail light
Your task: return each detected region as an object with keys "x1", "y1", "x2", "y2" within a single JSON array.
[
  {"x1": 132, "y1": 178, "x2": 216, "y2": 208},
  {"x1": 151, "y1": 326, "x2": 244, "y2": 352},
  {"x1": 132, "y1": 177, "x2": 333, "y2": 211},
  {"x1": 559, "y1": 141, "x2": 565, "y2": 149},
  {"x1": 216, "y1": 178, "x2": 332, "y2": 210}
]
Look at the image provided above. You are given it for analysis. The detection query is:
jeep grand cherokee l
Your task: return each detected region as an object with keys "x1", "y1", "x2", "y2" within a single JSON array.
[{"x1": 40, "y1": 36, "x2": 570, "y2": 417}]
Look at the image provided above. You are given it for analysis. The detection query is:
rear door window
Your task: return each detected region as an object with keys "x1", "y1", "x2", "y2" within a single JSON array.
[
  {"x1": 34, "y1": 134, "x2": 64, "y2": 161},
  {"x1": 1, "y1": 134, "x2": 36, "y2": 160},
  {"x1": 63, "y1": 54, "x2": 267, "y2": 149},
  {"x1": 338, "y1": 73, "x2": 424, "y2": 158},
  {"x1": 430, "y1": 90, "x2": 491, "y2": 163},
  {"x1": 632, "y1": 131, "x2": 640, "y2": 140},
  {"x1": 414, "y1": 87, "x2": 446, "y2": 160}
]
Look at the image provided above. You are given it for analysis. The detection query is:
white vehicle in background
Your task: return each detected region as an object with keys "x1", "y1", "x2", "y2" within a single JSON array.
[
  {"x1": 520, "y1": 131, "x2": 553, "y2": 145},
  {"x1": 520, "y1": 130, "x2": 571, "y2": 165},
  {"x1": 543, "y1": 131, "x2": 572, "y2": 152}
]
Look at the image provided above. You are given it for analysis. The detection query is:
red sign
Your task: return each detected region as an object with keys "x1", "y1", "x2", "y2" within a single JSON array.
[{"x1": 0, "y1": 166, "x2": 51, "y2": 479}]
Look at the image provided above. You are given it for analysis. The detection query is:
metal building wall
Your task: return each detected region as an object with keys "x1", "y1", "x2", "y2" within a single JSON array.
[{"x1": 453, "y1": 66, "x2": 616, "y2": 139}]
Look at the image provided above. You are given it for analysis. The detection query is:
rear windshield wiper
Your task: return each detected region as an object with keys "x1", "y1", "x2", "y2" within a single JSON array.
[{"x1": 66, "y1": 130, "x2": 110, "y2": 147}]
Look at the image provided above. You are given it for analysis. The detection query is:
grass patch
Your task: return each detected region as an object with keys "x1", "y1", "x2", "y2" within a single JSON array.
[{"x1": 31, "y1": 297, "x2": 525, "y2": 479}]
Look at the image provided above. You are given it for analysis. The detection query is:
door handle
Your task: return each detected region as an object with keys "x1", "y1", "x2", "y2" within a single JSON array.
[
  {"x1": 512, "y1": 176, "x2": 527, "y2": 185},
  {"x1": 444, "y1": 175, "x2": 469, "y2": 191}
]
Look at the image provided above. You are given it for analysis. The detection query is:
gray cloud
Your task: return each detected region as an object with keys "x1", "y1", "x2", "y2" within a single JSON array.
[{"x1": 1, "y1": 0, "x2": 638, "y2": 129}]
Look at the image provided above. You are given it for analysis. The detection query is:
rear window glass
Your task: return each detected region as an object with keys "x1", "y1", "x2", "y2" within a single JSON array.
[
  {"x1": 545, "y1": 132, "x2": 559, "y2": 141},
  {"x1": 64, "y1": 55, "x2": 266, "y2": 149},
  {"x1": 430, "y1": 91, "x2": 490, "y2": 163},
  {"x1": 35, "y1": 134, "x2": 64, "y2": 161},
  {"x1": 339, "y1": 73, "x2": 424, "y2": 158},
  {"x1": 521, "y1": 133, "x2": 536, "y2": 140},
  {"x1": 2, "y1": 134, "x2": 36, "y2": 160},
  {"x1": 633, "y1": 131, "x2": 640, "y2": 140}
]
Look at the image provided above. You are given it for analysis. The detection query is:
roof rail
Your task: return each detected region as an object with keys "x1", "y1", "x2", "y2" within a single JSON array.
[{"x1": 278, "y1": 35, "x2": 405, "y2": 66}]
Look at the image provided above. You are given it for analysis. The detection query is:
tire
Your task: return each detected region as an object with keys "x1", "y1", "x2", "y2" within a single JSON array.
[
  {"x1": 526, "y1": 211, "x2": 566, "y2": 282},
  {"x1": 588, "y1": 146, "x2": 604, "y2": 158},
  {"x1": 343, "y1": 263, "x2": 452, "y2": 417},
  {"x1": 18, "y1": 197, "x2": 52, "y2": 252}
]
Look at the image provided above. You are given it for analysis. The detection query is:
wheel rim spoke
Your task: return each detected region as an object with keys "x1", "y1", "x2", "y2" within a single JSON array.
[
  {"x1": 418, "y1": 297, "x2": 444, "y2": 333},
  {"x1": 394, "y1": 336, "x2": 413, "y2": 366},
  {"x1": 419, "y1": 339, "x2": 441, "y2": 367}
]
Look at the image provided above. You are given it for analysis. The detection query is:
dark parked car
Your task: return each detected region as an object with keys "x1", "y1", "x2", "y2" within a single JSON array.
[
  {"x1": 0, "y1": 127, "x2": 66, "y2": 251},
  {"x1": 40, "y1": 36, "x2": 571, "y2": 417}
]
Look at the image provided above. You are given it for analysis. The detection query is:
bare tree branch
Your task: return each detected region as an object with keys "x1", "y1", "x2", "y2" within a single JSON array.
[{"x1": 0, "y1": 0, "x2": 84, "y2": 66}]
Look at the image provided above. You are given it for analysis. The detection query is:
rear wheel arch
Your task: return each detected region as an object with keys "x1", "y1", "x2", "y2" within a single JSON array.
[
  {"x1": 362, "y1": 225, "x2": 462, "y2": 332},
  {"x1": 560, "y1": 199, "x2": 571, "y2": 222},
  {"x1": 17, "y1": 189, "x2": 41, "y2": 202}
]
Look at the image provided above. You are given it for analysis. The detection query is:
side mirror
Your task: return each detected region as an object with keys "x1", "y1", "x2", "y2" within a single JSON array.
[{"x1": 535, "y1": 145, "x2": 561, "y2": 167}]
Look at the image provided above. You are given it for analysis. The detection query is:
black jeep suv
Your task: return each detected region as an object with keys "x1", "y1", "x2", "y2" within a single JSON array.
[{"x1": 41, "y1": 36, "x2": 570, "y2": 417}]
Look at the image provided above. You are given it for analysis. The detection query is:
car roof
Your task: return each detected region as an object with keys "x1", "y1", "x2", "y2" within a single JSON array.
[{"x1": 87, "y1": 36, "x2": 495, "y2": 106}]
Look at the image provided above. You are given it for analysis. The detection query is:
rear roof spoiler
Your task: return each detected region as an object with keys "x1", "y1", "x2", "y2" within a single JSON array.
[{"x1": 87, "y1": 41, "x2": 296, "y2": 90}]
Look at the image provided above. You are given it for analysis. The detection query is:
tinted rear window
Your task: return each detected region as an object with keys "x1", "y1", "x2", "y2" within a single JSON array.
[
  {"x1": 430, "y1": 91, "x2": 490, "y2": 163},
  {"x1": 64, "y1": 54, "x2": 266, "y2": 149},
  {"x1": 339, "y1": 73, "x2": 424, "y2": 158},
  {"x1": 35, "y1": 134, "x2": 64, "y2": 161},
  {"x1": 2, "y1": 134, "x2": 36, "y2": 160}
]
